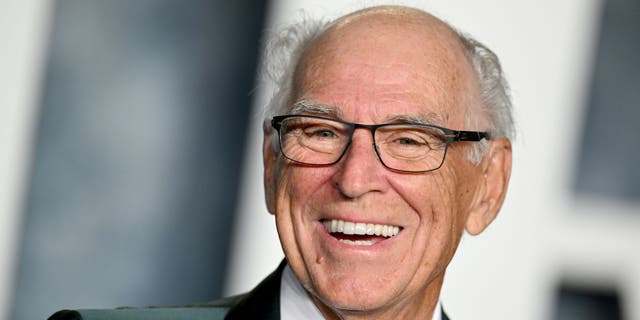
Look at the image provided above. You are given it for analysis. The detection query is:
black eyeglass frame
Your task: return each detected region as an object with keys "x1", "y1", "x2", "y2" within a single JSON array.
[{"x1": 271, "y1": 114, "x2": 490, "y2": 173}]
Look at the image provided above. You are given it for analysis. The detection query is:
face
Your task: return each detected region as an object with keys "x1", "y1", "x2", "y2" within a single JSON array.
[{"x1": 264, "y1": 10, "x2": 502, "y2": 318}]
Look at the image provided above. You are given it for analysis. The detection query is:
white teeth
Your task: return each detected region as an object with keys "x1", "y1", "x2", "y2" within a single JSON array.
[
  {"x1": 323, "y1": 219, "x2": 401, "y2": 238},
  {"x1": 366, "y1": 223, "x2": 374, "y2": 235},
  {"x1": 374, "y1": 224, "x2": 382, "y2": 236},
  {"x1": 343, "y1": 221, "x2": 355, "y2": 235},
  {"x1": 339, "y1": 239, "x2": 374, "y2": 246},
  {"x1": 354, "y1": 223, "x2": 367, "y2": 235}
]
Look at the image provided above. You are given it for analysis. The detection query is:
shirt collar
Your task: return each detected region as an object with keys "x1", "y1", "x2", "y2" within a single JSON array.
[
  {"x1": 280, "y1": 264, "x2": 442, "y2": 320},
  {"x1": 280, "y1": 264, "x2": 325, "y2": 320}
]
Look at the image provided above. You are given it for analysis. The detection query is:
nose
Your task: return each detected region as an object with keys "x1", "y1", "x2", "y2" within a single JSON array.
[{"x1": 332, "y1": 129, "x2": 389, "y2": 198}]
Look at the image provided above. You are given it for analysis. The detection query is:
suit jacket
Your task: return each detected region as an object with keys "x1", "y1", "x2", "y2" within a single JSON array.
[{"x1": 49, "y1": 261, "x2": 450, "y2": 319}]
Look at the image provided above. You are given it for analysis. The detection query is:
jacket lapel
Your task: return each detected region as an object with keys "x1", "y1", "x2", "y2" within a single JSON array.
[
  {"x1": 224, "y1": 260, "x2": 286, "y2": 320},
  {"x1": 442, "y1": 308, "x2": 450, "y2": 320}
]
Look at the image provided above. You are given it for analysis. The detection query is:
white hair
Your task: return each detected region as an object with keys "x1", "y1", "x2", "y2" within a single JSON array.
[
  {"x1": 261, "y1": 17, "x2": 330, "y2": 123},
  {"x1": 260, "y1": 12, "x2": 514, "y2": 164},
  {"x1": 456, "y1": 32, "x2": 515, "y2": 162}
]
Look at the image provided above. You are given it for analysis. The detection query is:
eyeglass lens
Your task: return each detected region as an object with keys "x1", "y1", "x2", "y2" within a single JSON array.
[{"x1": 277, "y1": 116, "x2": 448, "y2": 172}]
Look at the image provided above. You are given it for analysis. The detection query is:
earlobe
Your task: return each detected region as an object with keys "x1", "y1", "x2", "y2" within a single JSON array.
[{"x1": 465, "y1": 138, "x2": 512, "y2": 235}]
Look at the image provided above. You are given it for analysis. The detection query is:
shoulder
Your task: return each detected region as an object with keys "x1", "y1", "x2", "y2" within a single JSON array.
[
  {"x1": 47, "y1": 295, "x2": 247, "y2": 320},
  {"x1": 48, "y1": 310, "x2": 82, "y2": 320},
  {"x1": 48, "y1": 304, "x2": 241, "y2": 320},
  {"x1": 48, "y1": 261, "x2": 286, "y2": 320}
]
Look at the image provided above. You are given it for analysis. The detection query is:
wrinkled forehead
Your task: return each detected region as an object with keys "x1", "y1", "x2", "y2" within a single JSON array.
[{"x1": 292, "y1": 8, "x2": 478, "y2": 126}]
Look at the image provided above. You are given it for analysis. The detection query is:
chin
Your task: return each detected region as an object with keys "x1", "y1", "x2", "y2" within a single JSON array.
[{"x1": 310, "y1": 273, "x2": 406, "y2": 313}]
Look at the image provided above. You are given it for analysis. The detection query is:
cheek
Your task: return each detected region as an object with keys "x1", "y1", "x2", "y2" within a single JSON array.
[
  {"x1": 430, "y1": 159, "x2": 483, "y2": 259},
  {"x1": 274, "y1": 164, "x2": 339, "y2": 241},
  {"x1": 279, "y1": 166, "x2": 336, "y2": 206},
  {"x1": 393, "y1": 172, "x2": 458, "y2": 221},
  {"x1": 395, "y1": 169, "x2": 466, "y2": 252},
  {"x1": 435, "y1": 168, "x2": 470, "y2": 235},
  {"x1": 274, "y1": 165, "x2": 339, "y2": 283}
]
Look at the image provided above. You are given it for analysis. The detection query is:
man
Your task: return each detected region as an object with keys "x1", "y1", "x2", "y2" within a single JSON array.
[{"x1": 51, "y1": 4, "x2": 513, "y2": 320}]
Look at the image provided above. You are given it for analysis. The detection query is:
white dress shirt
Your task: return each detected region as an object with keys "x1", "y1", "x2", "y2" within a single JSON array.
[{"x1": 280, "y1": 264, "x2": 442, "y2": 320}]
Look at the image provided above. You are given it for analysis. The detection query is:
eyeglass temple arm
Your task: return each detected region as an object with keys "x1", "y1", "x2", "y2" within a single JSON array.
[
  {"x1": 271, "y1": 118, "x2": 282, "y2": 130},
  {"x1": 454, "y1": 130, "x2": 490, "y2": 141}
]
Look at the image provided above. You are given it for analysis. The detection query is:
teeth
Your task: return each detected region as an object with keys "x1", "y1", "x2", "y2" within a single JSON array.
[
  {"x1": 366, "y1": 223, "x2": 374, "y2": 235},
  {"x1": 322, "y1": 219, "x2": 401, "y2": 238},
  {"x1": 343, "y1": 221, "x2": 354, "y2": 235},
  {"x1": 374, "y1": 224, "x2": 382, "y2": 235},
  {"x1": 339, "y1": 239, "x2": 374, "y2": 246},
  {"x1": 354, "y1": 223, "x2": 367, "y2": 235}
]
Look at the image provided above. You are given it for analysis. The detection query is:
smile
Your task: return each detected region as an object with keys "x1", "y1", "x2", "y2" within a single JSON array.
[{"x1": 322, "y1": 219, "x2": 402, "y2": 246}]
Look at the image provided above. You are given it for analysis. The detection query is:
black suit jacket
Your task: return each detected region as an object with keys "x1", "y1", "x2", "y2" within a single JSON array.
[{"x1": 50, "y1": 261, "x2": 450, "y2": 319}]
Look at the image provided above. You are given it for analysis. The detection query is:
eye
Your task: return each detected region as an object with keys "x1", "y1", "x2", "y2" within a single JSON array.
[
  {"x1": 389, "y1": 133, "x2": 430, "y2": 148},
  {"x1": 304, "y1": 126, "x2": 340, "y2": 140},
  {"x1": 395, "y1": 137, "x2": 424, "y2": 146},
  {"x1": 310, "y1": 129, "x2": 337, "y2": 138}
]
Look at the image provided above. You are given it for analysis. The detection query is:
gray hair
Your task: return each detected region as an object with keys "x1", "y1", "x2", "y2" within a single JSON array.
[
  {"x1": 456, "y1": 32, "x2": 515, "y2": 162},
  {"x1": 261, "y1": 17, "x2": 330, "y2": 122},
  {"x1": 261, "y1": 13, "x2": 514, "y2": 164}
]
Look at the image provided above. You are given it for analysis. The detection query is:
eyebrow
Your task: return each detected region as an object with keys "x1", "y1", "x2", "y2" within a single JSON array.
[
  {"x1": 290, "y1": 100, "x2": 344, "y2": 118},
  {"x1": 385, "y1": 113, "x2": 446, "y2": 126},
  {"x1": 290, "y1": 100, "x2": 445, "y2": 126}
]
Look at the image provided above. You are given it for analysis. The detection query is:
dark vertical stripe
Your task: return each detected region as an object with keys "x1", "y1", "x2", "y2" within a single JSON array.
[
  {"x1": 11, "y1": 1, "x2": 269, "y2": 319},
  {"x1": 575, "y1": 0, "x2": 640, "y2": 200}
]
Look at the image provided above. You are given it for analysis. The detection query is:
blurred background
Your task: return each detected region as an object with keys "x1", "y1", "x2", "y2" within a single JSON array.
[{"x1": 1, "y1": 0, "x2": 639, "y2": 319}]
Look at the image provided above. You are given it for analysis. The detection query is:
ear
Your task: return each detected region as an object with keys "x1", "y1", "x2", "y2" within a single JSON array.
[
  {"x1": 465, "y1": 138, "x2": 512, "y2": 235},
  {"x1": 263, "y1": 125, "x2": 279, "y2": 215}
]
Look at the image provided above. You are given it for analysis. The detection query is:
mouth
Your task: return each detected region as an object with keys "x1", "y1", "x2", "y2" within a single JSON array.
[{"x1": 321, "y1": 219, "x2": 402, "y2": 246}]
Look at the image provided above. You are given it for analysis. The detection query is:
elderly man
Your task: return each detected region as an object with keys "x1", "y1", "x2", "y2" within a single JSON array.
[{"x1": 51, "y1": 4, "x2": 513, "y2": 320}]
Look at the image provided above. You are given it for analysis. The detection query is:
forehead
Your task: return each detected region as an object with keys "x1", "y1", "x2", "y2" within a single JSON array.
[{"x1": 294, "y1": 11, "x2": 476, "y2": 126}]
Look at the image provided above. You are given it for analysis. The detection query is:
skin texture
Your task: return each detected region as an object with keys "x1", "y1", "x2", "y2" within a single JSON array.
[{"x1": 263, "y1": 6, "x2": 512, "y2": 320}]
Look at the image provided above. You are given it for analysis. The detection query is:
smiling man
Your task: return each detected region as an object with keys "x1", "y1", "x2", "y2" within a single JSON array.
[
  {"x1": 50, "y1": 4, "x2": 513, "y2": 320},
  {"x1": 241, "y1": 5, "x2": 513, "y2": 320}
]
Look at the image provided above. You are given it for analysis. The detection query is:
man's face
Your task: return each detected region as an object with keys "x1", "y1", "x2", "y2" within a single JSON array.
[{"x1": 264, "y1": 12, "x2": 492, "y2": 316}]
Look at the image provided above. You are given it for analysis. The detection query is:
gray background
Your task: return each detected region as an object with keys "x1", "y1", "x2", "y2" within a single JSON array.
[{"x1": 11, "y1": 1, "x2": 267, "y2": 319}]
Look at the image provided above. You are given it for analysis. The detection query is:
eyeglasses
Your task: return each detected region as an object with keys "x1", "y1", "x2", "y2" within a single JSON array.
[{"x1": 271, "y1": 115, "x2": 490, "y2": 173}]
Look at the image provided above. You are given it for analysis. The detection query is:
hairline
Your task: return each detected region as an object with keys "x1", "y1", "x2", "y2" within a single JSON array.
[
  {"x1": 290, "y1": 100, "x2": 448, "y2": 127},
  {"x1": 261, "y1": 6, "x2": 514, "y2": 162}
]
